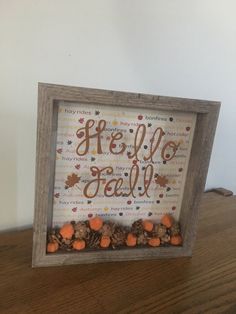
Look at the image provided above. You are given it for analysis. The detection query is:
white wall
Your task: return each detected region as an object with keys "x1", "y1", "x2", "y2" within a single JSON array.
[{"x1": 1, "y1": 0, "x2": 235, "y2": 230}]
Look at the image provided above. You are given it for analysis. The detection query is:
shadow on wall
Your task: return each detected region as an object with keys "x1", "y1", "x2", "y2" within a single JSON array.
[
  {"x1": 0, "y1": 108, "x2": 36, "y2": 230},
  {"x1": 0, "y1": 113, "x2": 18, "y2": 229}
]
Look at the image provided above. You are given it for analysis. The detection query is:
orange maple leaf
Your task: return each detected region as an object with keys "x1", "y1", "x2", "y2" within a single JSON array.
[
  {"x1": 65, "y1": 173, "x2": 80, "y2": 188},
  {"x1": 155, "y1": 175, "x2": 168, "y2": 187}
]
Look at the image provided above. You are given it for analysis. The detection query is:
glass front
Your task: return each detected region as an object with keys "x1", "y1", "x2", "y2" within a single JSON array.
[{"x1": 46, "y1": 101, "x2": 196, "y2": 253}]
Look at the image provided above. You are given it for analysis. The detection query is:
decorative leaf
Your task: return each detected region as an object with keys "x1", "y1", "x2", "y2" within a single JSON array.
[
  {"x1": 65, "y1": 173, "x2": 80, "y2": 188},
  {"x1": 155, "y1": 175, "x2": 169, "y2": 187}
]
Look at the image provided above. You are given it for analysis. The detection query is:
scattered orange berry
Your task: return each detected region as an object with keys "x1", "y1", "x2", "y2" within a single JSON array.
[
  {"x1": 73, "y1": 239, "x2": 86, "y2": 250},
  {"x1": 170, "y1": 235, "x2": 182, "y2": 245},
  {"x1": 161, "y1": 214, "x2": 173, "y2": 228},
  {"x1": 100, "y1": 235, "x2": 111, "y2": 248},
  {"x1": 89, "y1": 216, "x2": 103, "y2": 231},
  {"x1": 148, "y1": 237, "x2": 161, "y2": 247},
  {"x1": 47, "y1": 241, "x2": 59, "y2": 253},
  {"x1": 60, "y1": 223, "x2": 74, "y2": 239},
  {"x1": 126, "y1": 233, "x2": 137, "y2": 247},
  {"x1": 143, "y1": 220, "x2": 154, "y2": 232}
]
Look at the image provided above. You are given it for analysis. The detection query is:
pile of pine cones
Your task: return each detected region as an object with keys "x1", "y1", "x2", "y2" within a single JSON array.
[{"x1": 47, "y1": 215, "x2": 182, "y2": 253}]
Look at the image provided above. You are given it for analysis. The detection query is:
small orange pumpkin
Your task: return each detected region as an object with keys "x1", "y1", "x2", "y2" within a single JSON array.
[
  {"x1": 73, "y1": 239, "x2": 86, "y2": 250},
  {"x1": 100, "y1": 235, "x2": 111, "y2": 248},
  {"x1": 59, "y1": 223, "x2": 74, "y2": 239},
  {"x1": 126, "y1": 233, "x2": 137, "y2": 247},
  {"x1": 170, "y1": 235, "x2": 182, "y2": 245},
  {"x1": 89, "y1": 216, "x2": 103, "y2": 231},
  {"x1": 143, "y1": 220, "x2": 154, "y2": 232},
  {"x1": 47, "y1": 241, "x2": 59, "y2": 253},
  {"x1": 148, "y1": 237, "x2": 161, "y2": 247},
  {"x1": 161, "y1": 214, "x2": 173, "y2": 228}
]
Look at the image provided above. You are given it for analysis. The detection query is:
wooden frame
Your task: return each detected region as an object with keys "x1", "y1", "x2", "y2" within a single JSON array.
[{"x1": 32, "y1": 83, "x2": 220, "y2": 267}]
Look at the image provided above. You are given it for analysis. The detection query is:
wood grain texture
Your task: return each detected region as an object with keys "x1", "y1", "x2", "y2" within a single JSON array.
[
  {"x1": 38, "y1": 82, "x2": 220, "y2": 113},
  {"x1": 1, "y1": 192, "x2": 236, "y2": 314},
  {"x1": 33, "y1": 83, "x2": 220, "y2": 266}
]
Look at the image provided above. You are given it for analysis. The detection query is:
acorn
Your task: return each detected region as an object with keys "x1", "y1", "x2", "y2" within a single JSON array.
[
  {"x1": 148, "y1": 237, "x2": 161, "y2": 247},
  {"x1": 100, "y1": 235, "x2": 111, "y2": 248},
  {"x1": 126, "y1": 233, "x2": 137, "y2": 247},
  {"x1": 73, "y1": 239, "x2": 86, "y2": 250},
  {"x1": 170, "y1": 235, "x2": 182, "y2": 246},
  {"x1": 89, "y1": 216, "x2": 103, "y2": 231},
  {"x1": 59, "y1": 223, "x2": 74, "y2": 239},
  {"x1": 47, "y1": 241, "x2": 59, "y2": 253},
  {"x1": 161, "y1": 214, "x2": 173, "y2": 228},
  {"x1": 142, "y1": 220, "x2": 154, "y2": 232}
]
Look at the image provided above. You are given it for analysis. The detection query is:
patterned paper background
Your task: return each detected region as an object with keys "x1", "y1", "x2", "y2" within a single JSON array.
[{"x1": 52, "y1": 101, "x2": 196, "y2": 227}]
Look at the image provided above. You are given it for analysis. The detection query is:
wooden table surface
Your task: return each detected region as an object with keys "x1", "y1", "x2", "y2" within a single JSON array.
[{"x1": 0, "y1": 192, "x2": 236, "y2": 314}]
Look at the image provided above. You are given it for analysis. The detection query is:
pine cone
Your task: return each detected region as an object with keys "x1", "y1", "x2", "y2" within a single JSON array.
[
  {"x1": 170, "y1": 222, "x2": 180, "y2": 236},
  {"x1": 161, "y1": 234, "x2": 170, "y2": 245},
  {"x1": 74, "y1": 221, "x2": 89, "y2": 239},
  {"x1": 153, "y1": 223, "x2": 167, "y2": 238},
  {"x1": 62, "y1": 238, "x2": 73, "y2": 246},
  {"x1": 111, "y1": 226, "x2": 126, "y2": 248},
  {"x1": 137, "y1": 232, "x2": 148, "y2": 245},
  {"x1": 48, "y1": 229, "x2": 63, "y2": 246},
  {"x1": 86, "y1": 231, "x2": 101, "y2": 249},
  {"x1": 131, "y1": 219, "x2": 144, "y2": 236},
  {"x1": 53, "y1": 236, "x2": 73, "y2": 251},
  {"x1": 100, "y1": 222, "x2": 115, "y2": 237}
]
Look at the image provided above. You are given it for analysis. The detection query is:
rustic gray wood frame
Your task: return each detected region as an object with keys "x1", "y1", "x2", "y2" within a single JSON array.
[{"x1": 32, "y1": 83, "x2": 220, "y2": 267}]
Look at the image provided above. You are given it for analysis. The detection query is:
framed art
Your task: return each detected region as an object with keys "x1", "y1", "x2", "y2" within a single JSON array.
[{"x1": 32, "y1": 83, "x2": 220, "y2": 267}]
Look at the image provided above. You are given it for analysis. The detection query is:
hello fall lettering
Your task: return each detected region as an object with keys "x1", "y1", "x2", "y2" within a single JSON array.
[{"x1": 75, "y1": 119, "x2": 180, "y2": 199}]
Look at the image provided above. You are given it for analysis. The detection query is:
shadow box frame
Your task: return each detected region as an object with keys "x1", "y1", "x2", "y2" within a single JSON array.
[{"x1": 32, "y1": 83, "x2": 220, "y2": 267}]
